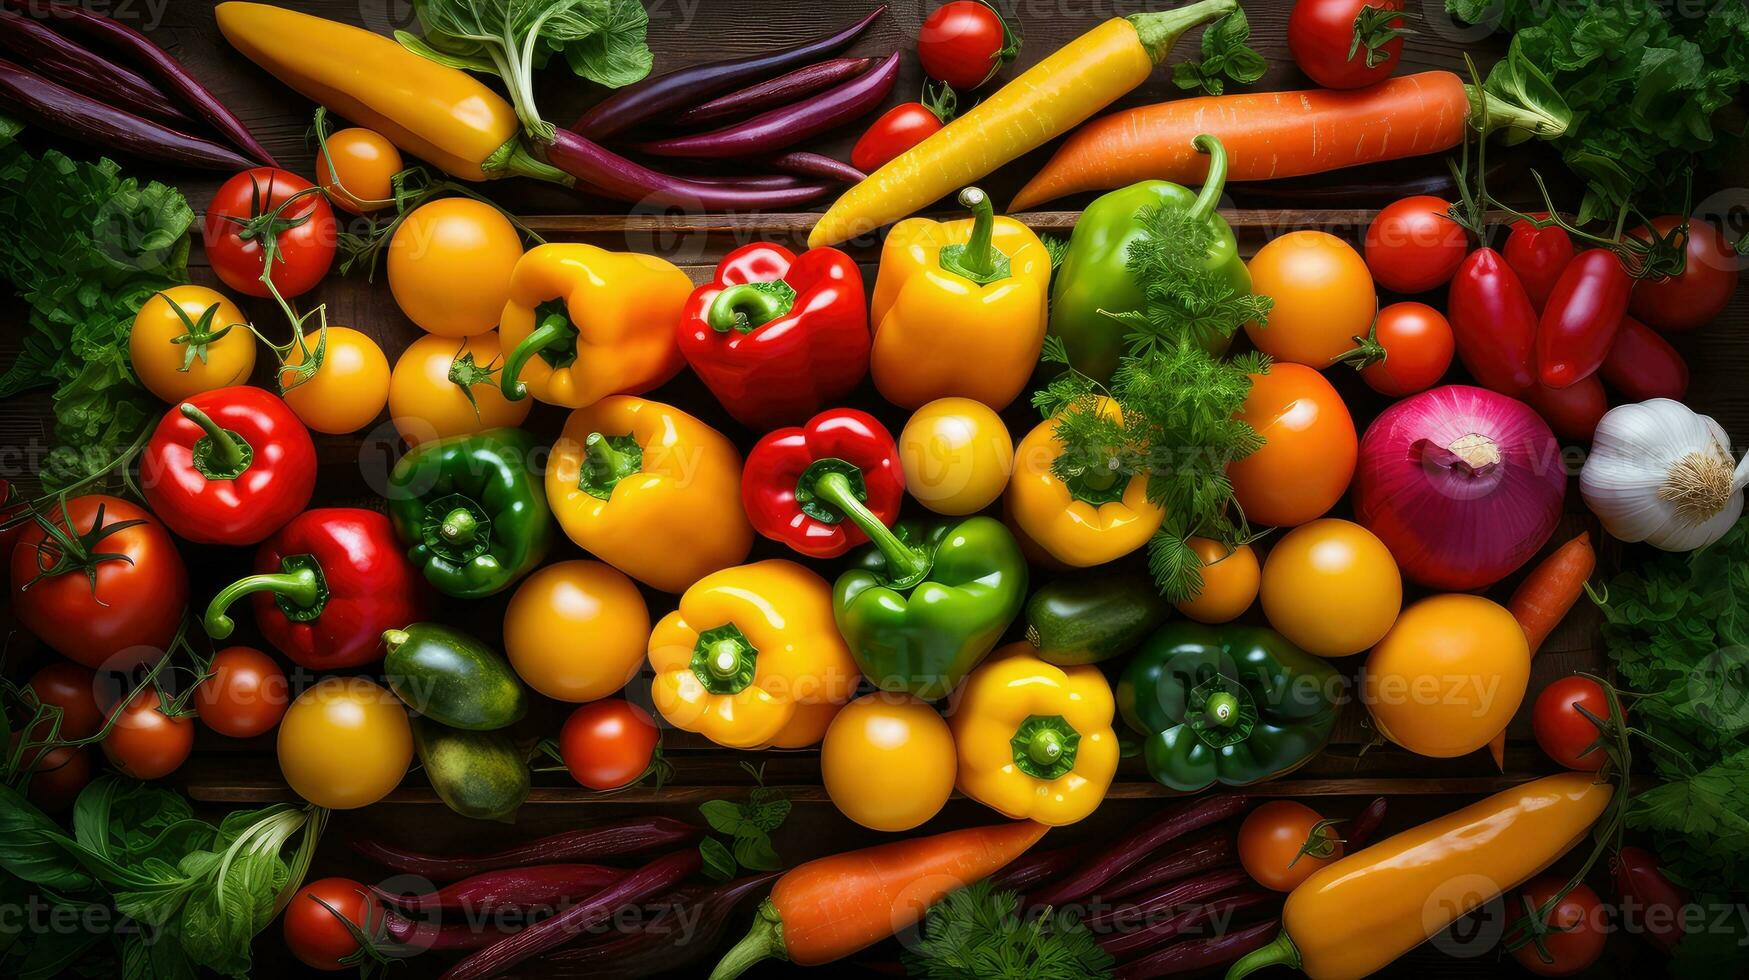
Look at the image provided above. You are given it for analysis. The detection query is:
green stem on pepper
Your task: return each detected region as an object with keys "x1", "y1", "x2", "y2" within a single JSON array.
[
  {"x1": 580, "y1": 432, "x2": 643, "y2": 500},
  {"x1": 500, "y1": 308, "x2": 579, "y2": 402},
  {"x1": 707, "y1": 281, "x2": 798, "y2": 333},
  {"x1": 205, "y1": 561, "x2": 325, "y2": 638},
  {"x1": 938, "y1": 187, "x2": 1011, "y2": 285},
  {"x1": 809, "y1": 467, "x2": 931, "y2": 587},
  {"x1": 179, "y1": 404, "x2": 253, "y2": 481}
]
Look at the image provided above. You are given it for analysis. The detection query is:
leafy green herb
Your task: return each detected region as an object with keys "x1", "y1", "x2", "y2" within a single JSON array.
[
  {"x1": 1171, "y1": 9, "x2": 1267, "y2": 96},
  {"x1": 697, "y1": 761, "x2": 790, "y2": 881},
  {"x1": 902, "y1": 880, "x2": 1113, "y2": 980},
  {"x1": 400, "y1": 0, "x2": 654, "y2": 142}
]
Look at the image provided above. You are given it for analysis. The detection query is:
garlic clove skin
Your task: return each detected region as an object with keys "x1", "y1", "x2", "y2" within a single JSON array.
[{"x1": 1581, "y1": 399, "x2": 1749, "y2": 552}]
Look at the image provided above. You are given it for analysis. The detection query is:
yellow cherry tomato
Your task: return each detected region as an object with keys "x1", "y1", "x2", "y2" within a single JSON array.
[
  {"x1": 1363, "y1": 594, "x2": 1529, "y2": 758},
  {"x1": 129, "y1": 286, "x2": 256, "y2": 403},
  {"x1": 316, "y1": 127, "x2": 403, "y2": 215},
  {"x1": 504, "y1": 560, "x2": 650, "y2": 702},
  {"x1": 899, "y1": 397, "x2": 1014, "y2": 515},
  {"x1": 1244, "y1": 230, "x2": 1377, "y2": 367},
  {"x1": 1175, "y1": 537, "x2": 1260, "y2": 624},
  {"x1": 280, "y1": 326, "x2": 390, "y2": 434},
  {"x1": 821, "y1": 692, "x2": 956, "y2": 832},
  {"x1": 388, "y1": 198, "x2": 524, "y2": 338},
  {"x1": 277, "y1": 677, "x2": 411, "y2": 810},
  {"x1": 388, "y1": 332, "x2": 531, "y2": 446},
  {"x1": 1261, "y1": 519, "x2": 1402, "y2": 657}
]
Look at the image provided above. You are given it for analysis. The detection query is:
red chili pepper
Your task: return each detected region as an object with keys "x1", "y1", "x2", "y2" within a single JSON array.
[
  {"x1": 741, "y1": 408, "x2": 903, "y2": 558},
  {"x1": 1612, "y1": 846, "x2": 1689, "y2": 953},
  {"x1": 140, "y1": 386, "x2": 316, "y2": 546},
  {"x1": 1602, "y1": 316, "x2": 1689, "y2": 402},
  {"x1": 202, "y1": 508, "x2": 425, "y2": 670},
  {"x1": 677, "y1": 243, "x2": 869, "y2": 431},
  {"x1": 1502, "y1": 217, "x2": 1575, "y2": 312},
  {"x1": 1447, "y1": 247, "x2": 1538, "y2": 394},
  {"x1": 1538, "y1": 248, "x2": 1632, "y2": 388}
]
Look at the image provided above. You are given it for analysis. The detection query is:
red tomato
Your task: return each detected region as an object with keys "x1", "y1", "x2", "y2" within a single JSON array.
[
  {"x1": 194, "y1": 646, "x2": 289, "y2": 738},
  {"x1": 1613, "y1": 846, "x2": 1689, "y2": 953},
  {"x1": 1629, "y1": 216, "x2": 1740, "y2": 332},
  {"x1": 1509, "y1": 878, "x2": 1606, "y2": 976},
  {"x1": 1364, "y1": 195, "x2": 1468, "y2": 294},
  {"x1": 1532, "y1": 675, "x2": 1611, "y2": 771},
  {"x1": 1288, "y1": 0, "x2": 1406, "y2": 89},
  {"x1": 1525, "y1": 375, "x2": 1607, "y2": 442},
  {"x1": 1238, "y1": 800, "x2": 1343, "y2": 892},
  {"x1": 853, "y1": 101, "x2": 947, "y2": 173},
  {"x1": 11, "y1": 496, "x2": 188, "y2": 669},
  {"x1": 204, "y1": 168, "x2": 336, "y2": 299},
  {"x1": 1503, "y1": 216, "x2": 1575, "y2": 311},
  {"x1": 559, "y1": 699, "x2": 660, "y2": 791},
  {"x1": 283, "y1": 878, "x2": 371, "y2": 971},
  {"x1": 1229, "y1": 365, "x2": 1358, "y2": 528},
  {"x1": 101, "y1": 689, "x2": 194, "y2": 780},
  {"x1": 918, "y1": 1, "x2": 1014, "y2": 89},
  {"x1": 1352, "y1": 301, "x2": 1454, "y2": 396},
  {"x1": 26, "y1": 662, "x2": 103, "y2": 740},
  {"x1": 11, "y1": 740, "x2": 91, "y2": 812}
]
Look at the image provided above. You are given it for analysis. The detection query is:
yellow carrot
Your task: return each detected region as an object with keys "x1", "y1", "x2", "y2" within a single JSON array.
[{"x1": 807, "y1": 0, "x2": 1242, "y2": 247}]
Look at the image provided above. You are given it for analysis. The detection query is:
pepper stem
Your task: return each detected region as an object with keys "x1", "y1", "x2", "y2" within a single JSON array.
[
  {"x1": 1188, "y1": 133, "x2": 1230, "y2": 224},
  {"x1": 1127, "y1": 0, "x2": 1238, "y2": 65},
  {"x1": 1027, "y1": 729, "x2": 1065, "y2": 767},
  {"x1": 707, "y1": 281, "x2": 797, "y2": 333},
  {"x1": 706, "y1": 640, "x2": 745, "y2": 681},
  {"x1": 180, "y1": 404, "x2": 252, "y2": 480},
  {"x1": 438, "y1": 508, "x2": 479, "y2": 547},
  {"x1": 204, "y1": 565, "x2": 323, "y2": 639},
  {"x1": 959, "y1": 188, "x2": 995, "y2": 278},
  {"x1": 708, "y1": 899, "x2": 787, "y2": 980},
  {"x1": 500, "y1": 312, "x2": 575, "y2": 401},
  {"x1": 811, "y1": 469, "x2": 930, "y2": 584},
  {"x1": 1204, "y1": 691, "x2": 1241, "y2": 728},
  {"x1": 1225, "y1": 929, "x2": 1302, "y2": 980},
  {"x1": 382, "y1": 629, "x2": 411, "y2": 653}
]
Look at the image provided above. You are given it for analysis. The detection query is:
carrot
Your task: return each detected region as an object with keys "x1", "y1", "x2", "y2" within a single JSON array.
[
  {"x1": 807, "y1": 0, "x2": 1241, "y2": 247},
  {"x1": 1487, "y1": 531, "x2": 1596, "y2": 769},
  {"x1": 1009, "y1": 71, "x2": 1564, "y2": 211},
  {"x1": 708, "y1": 819, "x2": 1049, "y2": 979}
]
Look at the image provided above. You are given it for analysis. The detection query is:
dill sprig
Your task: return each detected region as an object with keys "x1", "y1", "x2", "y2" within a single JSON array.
[{"x1": 902, "y1": 881, "x2": 1113, "y2": 980}]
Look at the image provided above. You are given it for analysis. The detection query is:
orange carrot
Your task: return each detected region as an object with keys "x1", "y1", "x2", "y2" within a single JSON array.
[
  {"x1": 1487, "y1": 531, "x2": 1596, "y2": 769},
  {"x1": 1009, "y1": 72, "x2": 1563, "y2": 211},
  {"x1": 709, "y1": 820, "x2": 1049, "y2": 978}
]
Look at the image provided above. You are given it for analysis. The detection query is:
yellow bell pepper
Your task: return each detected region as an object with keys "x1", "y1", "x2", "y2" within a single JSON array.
[
  {"x1": 868, "y1": 188, "x2": 1049, "y2": 411},
  {"x1": 499, "y1": 244, "x2": 692, "y2": 409},
  {"x1": 1008, "y1": 400, "x2": 1165, "y2": 567},
  {"x1": 547, "y1": 396, "x2": 752, "y2": 593},
  {"x1": 648, "y1": 560, "x2": 859, "y2": 749},
  {"x1": 949, "y1": 643, "x2": 1118, "y2": 826}
]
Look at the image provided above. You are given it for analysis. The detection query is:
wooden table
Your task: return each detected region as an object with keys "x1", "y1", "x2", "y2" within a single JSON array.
[{"x1": 2, "y1": 1, "x2": 1741, "y2": 976}]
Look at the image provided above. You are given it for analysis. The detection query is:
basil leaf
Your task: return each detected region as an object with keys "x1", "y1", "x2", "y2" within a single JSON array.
[
  {"x1": 698, "y1": 838, "x2": 736, "y2": 883},
  {"x1": 732, "y1": 834, "x2": 782, "y2": 873},
  {"x1": 0, "y1": 783, "x2": 90, "y2": 893},
  {"x1": 698, "y1": 800, "x2": 749, "y2": 837}
]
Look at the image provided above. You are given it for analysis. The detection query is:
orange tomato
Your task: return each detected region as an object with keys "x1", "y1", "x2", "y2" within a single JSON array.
[
  {"x1": 316, "y1": 128, "x2": 403, "y2": 214},
  {"x1": 1175, "y1": 537, "x2": 1259, "y2": 624},
  {"x1": 1245, "y1": 230, "x2": 1377, "y2": 367},
  {"x1": 1239, "y1": 800, "x2": 1343, "y2": 891},
  {"x1": 1229, "y1": 364, "x2": 1357, "y2": 527}
]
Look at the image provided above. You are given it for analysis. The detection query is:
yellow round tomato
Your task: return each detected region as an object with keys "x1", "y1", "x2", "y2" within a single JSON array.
[
  {"x1": 505, "y1": 560, "x2": 650, "y2": 702},
  {"x1": 1363, "y1": 594, "x2": 1529, "y2": 758},
  {"x1": 280, "y1": 326, "x2": 390, "y2": 434},
  {"x1": 899, "y1": 397, "x2": 1013, "y2": 515},
  {"x1": 388, "y1": 198, "x2": 523, "y2": 338},
  {"x1": 822, "y1": 693, "x2": 956, "y2": 831},
  {"x1": 1229, "y1": 364, "x2": 1357, "y2": 528},
  {"x1": 277, "y1": 677, "x2": 411, "y2": 809},
  {"x1": 129, "y1": 286, "x2": 256, "y2": 402},
  {"x1": 388, "y1": 332, "x2": 531, "y2": 446},
  {"x1": 1261, "y1": 519, "x2": 1402, "y2": 657},
  {"x1": 1244, "y1": 230, "x2": 1377, "y2": 367},
  {"x1": 1175, "y1": 537, "x2": 1260, "y2": 624},
  {"x1": 316, "y1": 128, "x2": 403, "y2": 215}
]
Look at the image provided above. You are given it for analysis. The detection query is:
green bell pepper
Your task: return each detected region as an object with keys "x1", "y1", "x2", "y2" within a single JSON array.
[
  {"x1": 1116, "y1": 622, "x2": 1340, "y2": 793},
  {"x1": 1049, "y1": 134, "x2": 1249, "y2": 381},
  {"x1": 386, "y1": 428, "x2": 553, "y2": 599},
  {"x1": 832, "y1": 515, "x2": 1027, "y2": 701}
]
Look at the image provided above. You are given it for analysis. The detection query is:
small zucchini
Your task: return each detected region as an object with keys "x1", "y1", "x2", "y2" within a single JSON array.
[
  {"x1": 412, "y1": 718, "x2": 529, "y2": 823},
  {"x1": 383, "y1": 622, "x2": 527, "y2": 730},
  {"x1": 1024, "y1": 573, "x2": 1171, "y2": 665}
]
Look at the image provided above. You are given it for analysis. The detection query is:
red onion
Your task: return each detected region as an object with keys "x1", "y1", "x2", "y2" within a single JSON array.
[{"x1": 1353, "y1": 385, "x2": 1565, "y2": 590}]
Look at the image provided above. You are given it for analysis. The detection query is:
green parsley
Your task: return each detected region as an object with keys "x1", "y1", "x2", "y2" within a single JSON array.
[{"x1": 903, "y1": 881, "x2": 1112, "y2": 980}]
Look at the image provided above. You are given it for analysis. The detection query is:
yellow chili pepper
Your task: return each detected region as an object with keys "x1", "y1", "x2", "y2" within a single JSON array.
[
  {"x1": 547, "y1": 396, "x2": 752, "y2": 593},
  {"x1": 868, "y1": 189, "x2": 1049, "y2": 412},
  {"x1": 498, "y1": 244, "x2": 691, "y2": 409},
  {"x1": 949, "y1": 643, "x2": 1118, "y2": 826},
  {"x1": 648, "y1": 560, "x2": 859, "y2": 750},
  {"x1": 1008, "y1": 401, "x2": 1165, "y2": 566}
]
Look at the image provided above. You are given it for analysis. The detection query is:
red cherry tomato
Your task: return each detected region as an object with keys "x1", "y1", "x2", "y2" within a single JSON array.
[
  {"x1": 204, "y1": 168, "x2": 336, "y2": 299},
  {"x1": 1288, "y1": 0, "x2": 1406, "y2": 90},
  {"x1": 1349, "y1": 301, "x2": 1454, "y2": 396},
  {"x1": 101, "y1": 688, "x2": 194, "y2": 780},
  {"x1": 1525, "y1": 375, "x2": 1607, "y2": 442},
  {"x1": 1363, "y1": 195, "x2": 1468, "y2": 294},
  {"x1": 26, "y1": 662, "x2": 103, "y2": 740},
  {"x1": 918, "y1": 1, "x2": 1014, "y2": 90},
  {"x1": 1532, "y1": 675, "x2": 1611, "y2": 771},
  {"x1": 1629, "y1": 215, "x2": 1741, "y2": 332},
  {"x1": 1509, "y1": 878, "x2": 1606, "y2": 977},
  {"x1": 194, "y1": 646, "x2": 289, "y2": 738},
  {"x1": 1602, "y1": 316, "x2": 1689, "y2": 402},
  {"x1": 1238, "y1": 800, "x2": 1343, "y2": 892},
  {"x1": 1613, "y1": 846, "x2": 1689, "y2": 953},
  {"x1": 852, "y1": 98, "x2": 948, "y2": 173},
  {"x1": 559, "y1": 699, "x2": 660, "y2": 791},
  {"x1": 283, "y1": 878, "x2": 371, "y2": 971},
  {"x1": 1503, "y1": 216, "x2": 1576, "y2": 312}
]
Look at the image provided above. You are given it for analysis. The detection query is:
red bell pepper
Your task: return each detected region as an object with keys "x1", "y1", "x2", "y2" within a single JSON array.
[
  {"x1": 1447, "y1": 247, "x2": 1538, "y2": 394},
  {"x1": 140, "y1": 386, "x2": 316, "y2": 545},
  {"x1": 678, "y1": 243, "x2": 869, "y2": 431},
  {"x1": 1502, "y1": 217, "x2": 1575, "y2": 312},
  {"x1": 742, "y1": 408, "x2": 903, "y2": 558},
  {"x1": 1602, "y1": 316, "x2": 1689, "y2": 402},
  {"x1": 1538, "y1": 248, "x2": 1633, "y2": 389},
  {"x1": 203, "y1": 508, "x2": 425, "y2": 670}
]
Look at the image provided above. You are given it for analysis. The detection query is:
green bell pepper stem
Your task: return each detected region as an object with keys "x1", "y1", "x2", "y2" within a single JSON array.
[
  {"x1": 500, "y1": 311, "x2": 574, "y2": 402},
  {"x1": 179, "y1": 403, "x2": 251, "y2": 480},
  {"x1": 1225, "y1": 929, "x2": 1301, "y2": 980},
  {"x1": 204, "y1": 565, "x2": 322, "y2": 638},
  {"x1": 382, "y1": 628, "x2": 412, "y2": 654},
  {"x1": 1203, "y1": 691, "x2": 1241, "y2": 728},
  {"x1": 812, "y1": 469, "x2": 930, "y2": 584},
  {"x1": 1025, "y1": 728, "x2": 1065, "y2": 767},
  {"x1": 582, "y1": 431, "x2": 643, "y2": 499},
  {"x1": 704, "y1": 639, "x2": 747, "y2": 682},
  {"x1": 708, "y1": 282, "x2": 794, "y2": 333},
  {"x1": 438, "y1": 507, "x2": 479, "y2": 548},
  {"x1": 959, "y1": 187, "x2": 996, "y2": 278},
  {"x1": 1188, "y1": 133, "x2": 1229, "y2": 224},
  {"x1": 1127, "y1": 0, "x2": 1238, "y2": 64}
]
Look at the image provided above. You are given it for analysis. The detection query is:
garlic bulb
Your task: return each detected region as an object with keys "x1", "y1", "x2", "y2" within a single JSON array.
[{"x1": 1581, "y1": 398, "x2": 1749, "y2": 551}]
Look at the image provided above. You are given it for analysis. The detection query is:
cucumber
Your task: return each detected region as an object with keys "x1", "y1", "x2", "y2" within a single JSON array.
[
  {"x1": 1024, "y1": 573, "x2": 1171, "y2": 665},
  {"x1": 412, "y1": 718, "x2": 529, "y2": 823},
  {"x1": 383, "y1": 622, "x2": 527, "y2": 730}
]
